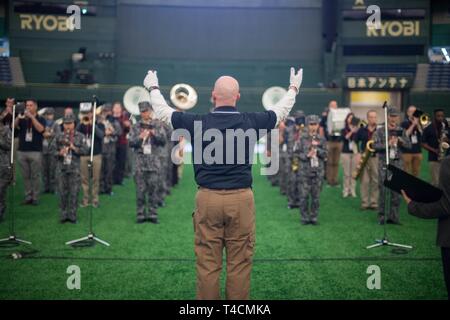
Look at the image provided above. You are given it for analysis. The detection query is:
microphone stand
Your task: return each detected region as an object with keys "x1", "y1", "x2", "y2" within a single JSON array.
[
  {"x1": 0, "y1": 103, "x2": 32, "y2": 245},
  {"x1": 66, "y1": 96, "x2": 110, "y2": 247},
  {"x1": 366, "y1": 102, "x2": 412, "y2": 250}
]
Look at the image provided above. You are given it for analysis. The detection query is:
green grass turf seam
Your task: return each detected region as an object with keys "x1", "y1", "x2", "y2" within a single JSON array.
[{"x1": 0, "y1": 255, "x2": 440, "y2": 262}]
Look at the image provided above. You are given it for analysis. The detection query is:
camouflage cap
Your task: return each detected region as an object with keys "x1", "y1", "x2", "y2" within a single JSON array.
[
  {"x1": 63, "y1": 113, "x2": 76, "y2": 123},
  {"x1": 387, "y1": 107, "x2": 400, "y2": 116},
  {"x1": 138, "y1": 101, "x2": 153, "y2": 113},
  {"x1": 306, "y1": 114, "x2": 320, "y2": 125},
  {"x1": 44, "y1": 107, "x2": 55, "y2": 115}
]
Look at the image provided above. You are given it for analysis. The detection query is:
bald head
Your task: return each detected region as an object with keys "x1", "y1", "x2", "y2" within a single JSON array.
[{"x1": 212, "y1": 76, "x2": 240, "y2": 108}]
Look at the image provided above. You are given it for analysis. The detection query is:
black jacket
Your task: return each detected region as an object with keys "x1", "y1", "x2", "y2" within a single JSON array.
[{"x1": 407, "y1": 157, "x2": 450, "y2": 248}]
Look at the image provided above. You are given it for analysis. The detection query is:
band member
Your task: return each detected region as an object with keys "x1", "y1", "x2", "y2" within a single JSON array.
[
  {"x1": 77, "y1": 106, "x2": 105, "y2": 208},
  {"x1": 266, "y1": 132, "x2": 280, "y2": 187},
  {"x1": 144, "y1": 67, "x2": 302, "y2": 299},
  {"x1": 287, "y1": 111, "x2": 305, "y2": 209},
  {"x1": 1, "y1": 97, "x2": 14, "y2": 128},
  {"x1": 52, "y1": 114, "x2": 87, "y2": 223},
  {"x1": 155, "y1": 122, "x2": 171, "y2": 207},
  {"x1": 373, "y1": 108, "x2": 411, "y2": 225},
  {"x1": 401, "y1": 105, "x2": 422, "y2": 177},
  {"x1": 296, "y1": 115, "x2": 327, "y2": 225},
  {"x1": 422, "y1": 109, "x2": 449, "y2": 186},
  {"x1": 320, "y1": 100, "x2": 341, "y2": 186},
  {"x1": 128, "y1": 102, "x2": 166, "y2": 224},
  {"x1": 42, "y1": 108, "x2": 57, "y2": 194},
  {"x1": 99, "y1": 104, "x2": 122, "y2": 195},
  {"x1": 14, "y1": 99, "x2": 45, "y2": 205},
  {"x1": 356, "y1": 110, "x2": 379, "y2": 210},
  {"x1": 112, "y1": 102, "x2": 131, "y2": 186},
  {"x1": 0, "y1": 118, "x2": 11, "y2": 222},
  {"x1": 340, "y1": 113, "x2": 360, "y2": 198},
  {"x1": 55, "y1": 107, "x2": 76, "y2": 135},
  {"x1": 278, "y1": 119, "x2": 289, "y2": 196}
]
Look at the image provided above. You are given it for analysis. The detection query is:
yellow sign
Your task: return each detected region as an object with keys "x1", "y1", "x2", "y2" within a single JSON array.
[
  {"x1": 19, "y1": 14, "x2": 73, "y2": 32},
  {"x1": 367, "y1": 20, "x2": 420, "y2": 37}
]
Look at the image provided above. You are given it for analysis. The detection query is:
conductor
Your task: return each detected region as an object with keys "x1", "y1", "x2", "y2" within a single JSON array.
[
  {"x1": 401, "y1": 156, "x2": 450, "y2": 299},
  {"x1": 143, "y1": 67, "x2": 303, "y2": 299}
]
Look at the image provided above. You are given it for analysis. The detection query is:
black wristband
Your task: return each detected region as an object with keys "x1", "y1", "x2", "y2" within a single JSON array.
[{"x1": 147, "y1": 86, "x2": 160, "y2": 92}]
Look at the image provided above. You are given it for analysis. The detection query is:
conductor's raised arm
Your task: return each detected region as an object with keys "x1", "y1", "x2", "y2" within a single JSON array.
[
  {"x1": 266, "y1": 67, "x2": 303, "y2": 126},
  {"x1": 143, "y1": 70, "x2": 175, "y2": 127}
]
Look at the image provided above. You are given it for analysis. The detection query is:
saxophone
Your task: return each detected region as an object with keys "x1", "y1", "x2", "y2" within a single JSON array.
[
  {"x1": 438, "y1": 122, "x2": 449, "y2": 161},
  {"x1": 352, "y1": 140, "x2": 375, "y2": 179}
]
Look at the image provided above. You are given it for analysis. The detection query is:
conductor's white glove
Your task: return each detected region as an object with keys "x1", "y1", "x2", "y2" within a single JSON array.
[
  {"x1": 289, "y1": 67, "x2": 303, "y2": 94},
  {"x1": 143, "y1": 70, "x2": 159, "y2": 90}
]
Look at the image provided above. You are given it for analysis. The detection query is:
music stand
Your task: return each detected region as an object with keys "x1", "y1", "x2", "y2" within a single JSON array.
[
  {"x1": 0, "y1": 103, "x2": 32, "y2": 245},
  {"x1": 366, "y1": 102, "x2": 412, "y2": 250},
  {"x1": 66, "y1": 96, "x2": 110, "y2": 247}
]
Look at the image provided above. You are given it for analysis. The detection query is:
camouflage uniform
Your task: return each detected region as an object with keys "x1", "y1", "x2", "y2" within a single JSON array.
[
  {"x1": 155, "y1": 122, "x2": 171, "y2": 206},
  {"x1": 266, "y1": 132, "x2": 280, "y2": 187},
  {"x1": 373, "y1": 123, "x2": 411, "y2": 224},
  {"x1": 279, "y1": 125, "x2": 289, "y2": 196},
  {"x1": 129, "y1": 117, "x2": 166, "y2": 223},
  {"x1": 100, "y1": 113, "x2": 122, "y2": 195},
  {"x1": 0, "y1": 122, "x2": 12, "y2": 221},
  {"x1": 51, "y1": 118, "x2": 87, "y2": 222},
  {"x1": 42, "y1": 111, "x2": 58, "y2": 193},
  {"x1": 296, "y1": 115, "x2": 327, "y2": 224},
  {"x1": 286, "y1": 112, "x2": 306, "y2": 208}
]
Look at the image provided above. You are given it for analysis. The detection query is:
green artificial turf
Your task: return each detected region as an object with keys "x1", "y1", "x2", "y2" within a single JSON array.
[{"x1": 0, "y1": 153, "x2": 447, "y2": 300}]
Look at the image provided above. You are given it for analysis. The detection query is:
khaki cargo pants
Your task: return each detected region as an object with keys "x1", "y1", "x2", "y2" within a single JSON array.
[{"x1": 193, "y1": 187, "x2": 255, "y2": 300}]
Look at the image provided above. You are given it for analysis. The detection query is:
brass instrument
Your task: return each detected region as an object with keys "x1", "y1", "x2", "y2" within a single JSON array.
[
  {"x1": 123, "y1": 86, "x2": 149, "y2": 123},
  {"x1": 291, "y1": 157, "x2": 299, "y2": 172},
  {"x1": 413, "y1": 109, "x2": 431, "y2": 131},
  {"x1": 438, "y1": 122, "x2": 449, "y2": 161},
  {"x1": 170, "y1": 84, "x2": 198, "y2": 110},
  {"x1": 352, "y1": 140, "x2": 375, "y2": 179},
  {"x1": 79, "y1": 113, "x2": 91, "y2": 126},
  {"x1": 262, "y1": 86, "x2": 287, "y2": 110}
]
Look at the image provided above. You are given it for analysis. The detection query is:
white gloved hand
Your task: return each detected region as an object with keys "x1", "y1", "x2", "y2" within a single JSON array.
[
  {"x1": 143, "y1": 70, "x2": 159, "y2": 90},
  {"x1": 289, "y1": 67, "x2": 303, "y2": 93}
]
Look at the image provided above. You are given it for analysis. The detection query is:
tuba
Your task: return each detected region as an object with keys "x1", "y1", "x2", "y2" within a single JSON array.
[
  {"x1": 123, "y1": 86, "x2": 149, "y2": 119},
  {"x1": 353, "y1": 140, "x2": 375, "y2": 179},
  {"x1": 170, "y1": 84, "x2": 197, "y2": 110},
  {"x1": 262, "y1": 86, "x2": 287, "y2": 110}
]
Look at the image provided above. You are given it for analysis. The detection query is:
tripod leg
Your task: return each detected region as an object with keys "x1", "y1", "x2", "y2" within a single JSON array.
[
  {"x1": 93, "y1": 236, "x2": 110, "y2": 247},
  {"x1": 366, "y1": 242, "x2": 384, "y2": 249},
  {"x1": 388, "y1": 242, "x2": 413, "y2": 249},
  {"x1": 14, "y1": 238, "x2": 32, "y2": 245},
  {"x1": 66, "y1": 236, "x2": 90, "y2": 246}
]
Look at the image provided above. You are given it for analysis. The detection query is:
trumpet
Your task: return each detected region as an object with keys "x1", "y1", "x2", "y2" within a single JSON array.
[
  {"x1": 413, "y1": 109, "x2": 431, "y2": 130},
  {"x1": 291, "y1": 157, "x2": 300, "y2": 172},
  {"x1": 352, "y1": 140, "x2": 375, "y2": 179},
  {"x1": 80, "y1": 114, "x2": 90, "y2": 125}
]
